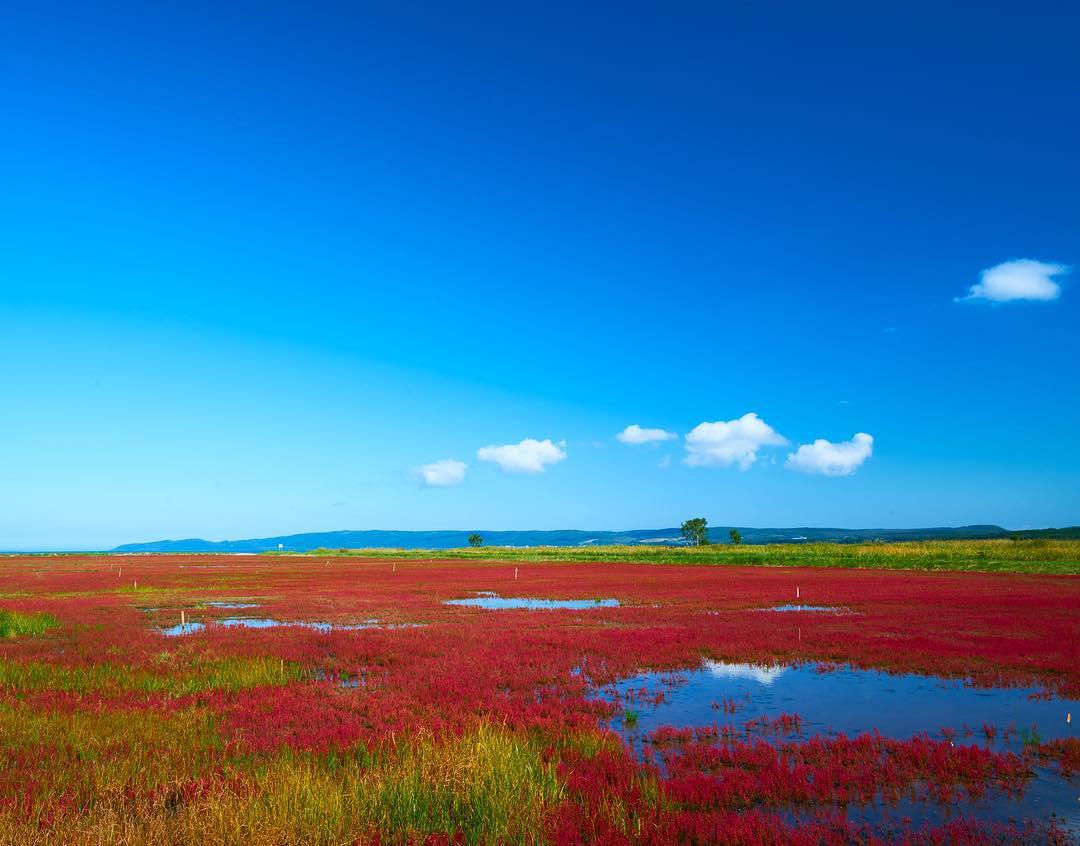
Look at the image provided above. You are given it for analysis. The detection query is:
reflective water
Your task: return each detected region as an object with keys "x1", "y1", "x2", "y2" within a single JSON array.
[
  {"x1": 205, "y1": 601, "x2": 260, "y2": 609},
  {"x1": 219, "y1": 617, "x2": 381, "y2": 631},
  {"x1": 760, "y1": 604, "x2": 854, "y2": 614},
  {"x1": 160, "y1": 617, "x2": 402, "y2": 635},
  {"x1": 160, "y1": 621, "x2": 205, "y2": 636},
  {"x1": 445, "y1": 593, "x2": 619, "y2": 610},
  {"x1": 605, "y1": 660, "x2": 1079, "y2": 833}
]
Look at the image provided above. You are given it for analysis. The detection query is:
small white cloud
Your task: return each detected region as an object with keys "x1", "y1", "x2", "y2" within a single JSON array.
[
  {"x1": 414, "y1": 459, "x2": 468, "y2": 487},
  {"x1": 785, "y1": 432, "x2": 873, "y2": 477},
  {"x1": 684, "y1": 413, "x2": 787, "y2": 470},
  {"x1": 477, "y1": 438, "x2": 567, "y2": 474},
  {"x1": 658, "y1": 454, "x2": 671, "y2": 469},
  {"x1": 958, "y1": 259, "x2": 1069, "y2": 303},
  {"x1": 616, "y1": 424, "x2": 677, "y2": 445},
  {"x1": 704, "y1": 659, "x2": 789, "y2": 685}
]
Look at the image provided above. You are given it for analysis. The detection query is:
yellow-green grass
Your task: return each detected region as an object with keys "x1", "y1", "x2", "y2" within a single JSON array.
[
  {"x1": 0, "y1": 609, "x2": 59, "y2": 638},
  {"x1": 0, "y1": 718, "x2": 566, "y2": 846},
  {"x1": 0, "y1": 702, "x2": 226, "y2": 799},
  {"x1": 294, "y1": 539, "x2": 1080, "y2": 574}
]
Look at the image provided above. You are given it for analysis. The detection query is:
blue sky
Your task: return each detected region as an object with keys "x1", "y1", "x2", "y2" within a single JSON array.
[{"x1": 1, "y1": 1, "x2": 1077, "y2": 548}]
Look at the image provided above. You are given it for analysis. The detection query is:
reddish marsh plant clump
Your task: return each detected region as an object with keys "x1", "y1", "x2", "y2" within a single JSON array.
[{"x1": 0, "y1": 552, "x2": 1075, "y2": 844}]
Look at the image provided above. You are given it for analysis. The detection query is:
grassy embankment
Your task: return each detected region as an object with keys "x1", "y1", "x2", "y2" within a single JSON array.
[{"x1": 295, "y1": 539, "x2": 1080, "y2": 575}]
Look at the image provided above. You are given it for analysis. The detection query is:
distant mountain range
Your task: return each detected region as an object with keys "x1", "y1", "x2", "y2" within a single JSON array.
[{"x1": 110, "y1": 524, "x2": 1078, "y2": 553}]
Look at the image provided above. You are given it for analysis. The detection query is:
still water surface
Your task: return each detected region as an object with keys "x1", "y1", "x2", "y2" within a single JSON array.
[{"x1": 604, "y1": 660, "x2": 1078, "y2": 834}]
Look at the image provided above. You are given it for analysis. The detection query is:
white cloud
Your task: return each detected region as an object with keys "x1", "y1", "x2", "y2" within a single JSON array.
[
  {"x1": 785, "y1": 432, "x2": 873, "y2": 477},
  {"x1": 704, "y1": 659, "x2": 789, "y2": 686},
  {"x1": 414, "y1": 459, "x2": 467, "y2": 487},
  {"x1": 477, "y1": 438, "x2": 567, "y2": 474},
  {"x1": 958, "y1": 259, "x2": 1069, "y2": 303},
  {"x1": 684, "y1": 413, "x2": 787, "y2": 470},
  {"x1": 658, "y1": 454, "x2": 671, "y2": 469},
  {"x1": 616, "y1": 424, "x2": 677, "y2": 445}
]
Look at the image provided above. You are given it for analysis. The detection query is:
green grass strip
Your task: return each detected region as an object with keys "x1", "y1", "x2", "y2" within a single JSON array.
[
  {"x1": 0, "y1": 609, "x2": 59, "y2": 638},
  {"x1": 286, "y1": 539, "x2": 1080, "y2": 575}
]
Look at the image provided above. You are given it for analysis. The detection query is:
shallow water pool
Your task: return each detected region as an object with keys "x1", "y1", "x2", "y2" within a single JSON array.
[
  {"x1": 205, "y1": 601, "x2": 260, "y2": 609},
  {"x1": 759, "y1": 604, "x2": 855, "y2": 613},
  {"x1": 445, "y1": 593, "x2": 619, "y2": 610},
  {"x1": 160, "y1": 617, "x2": 398, "y2": 635},
  {"x1": 604, "y1": 660, "x2": 1078, "y2": 834}
]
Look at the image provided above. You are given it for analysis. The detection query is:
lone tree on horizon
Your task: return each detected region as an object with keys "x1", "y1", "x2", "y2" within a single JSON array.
[
  {"x1": 468, "y1": 533, "x2": 484, "y2": 547},
  {"x1": 680, "y1": 518, "x2": 709, "y2": 546},
  {"x1": 729, "y1": 528, "x2": 742, "y2": 545}
]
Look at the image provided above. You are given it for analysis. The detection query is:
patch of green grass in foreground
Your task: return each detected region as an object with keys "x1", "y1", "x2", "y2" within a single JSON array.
[
  {"x1": 288, "y1": 539, "x2": 1080, "y2": 575},
  {"x1": 0, "y1": 609, "x2": 59, "y2": 638}
]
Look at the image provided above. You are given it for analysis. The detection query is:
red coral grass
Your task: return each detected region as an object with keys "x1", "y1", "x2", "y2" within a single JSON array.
[{"x1": 0, "y1": 553, "x2": 1076, "y2": 842}]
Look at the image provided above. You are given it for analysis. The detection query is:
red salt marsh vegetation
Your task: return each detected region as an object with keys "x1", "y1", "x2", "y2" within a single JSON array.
[{"x1": 0, "y1": 547, "x2": 1077, "y2": 844}]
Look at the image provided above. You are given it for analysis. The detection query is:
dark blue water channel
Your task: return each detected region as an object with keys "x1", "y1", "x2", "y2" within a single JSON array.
[{"x1": 603, "y1": 660, "x2": 1078, "y2": 836}]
